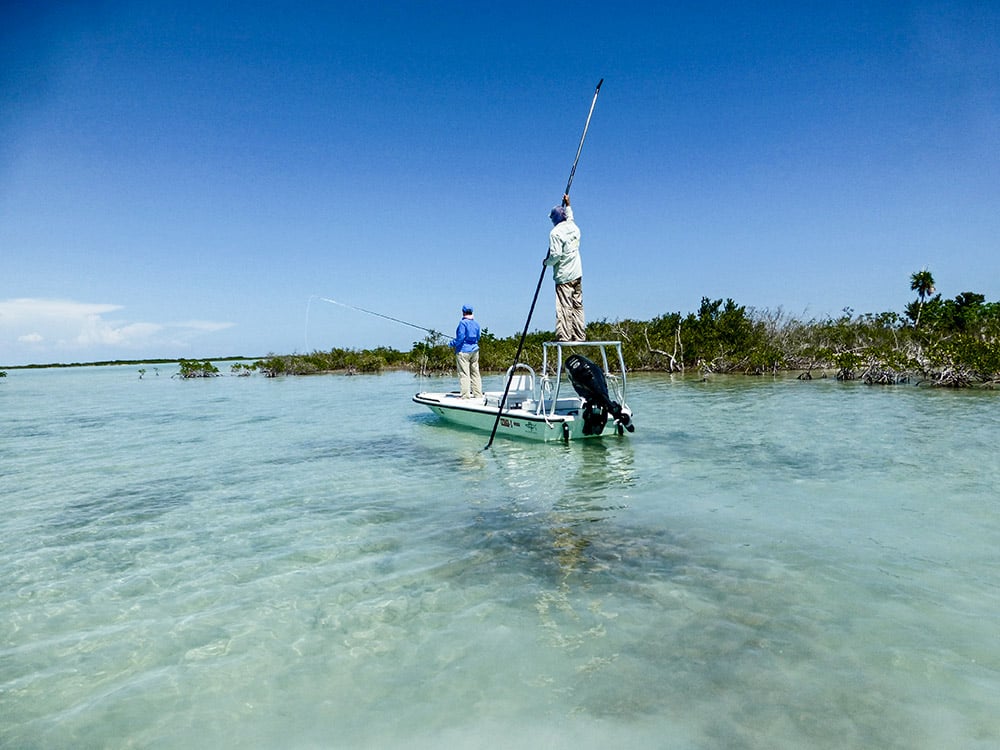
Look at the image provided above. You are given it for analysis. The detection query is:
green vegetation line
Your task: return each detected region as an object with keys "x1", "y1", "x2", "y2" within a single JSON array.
[{"x1": 5, "y1": 271, "x2": 998, "y2": 388}]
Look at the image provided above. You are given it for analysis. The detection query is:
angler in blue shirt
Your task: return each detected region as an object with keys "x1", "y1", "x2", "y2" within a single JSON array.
[{"x1": 450, "y1": 304, "x2": 482, "y2": 399}]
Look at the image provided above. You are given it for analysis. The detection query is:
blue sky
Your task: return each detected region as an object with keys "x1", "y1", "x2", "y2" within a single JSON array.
[{"x1": 2, "y1": 1, "x2": 998, "y2": 366}]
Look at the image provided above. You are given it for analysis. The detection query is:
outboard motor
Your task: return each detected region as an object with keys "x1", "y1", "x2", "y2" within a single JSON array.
[{"x1": 565, "y1": 354, "x2": 635, "y2": 435}]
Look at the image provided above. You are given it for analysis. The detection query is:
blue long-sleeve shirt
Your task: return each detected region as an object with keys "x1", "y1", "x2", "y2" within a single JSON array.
[{"x1": 450, "y1": 317, "x2": 481, "y2": 353}]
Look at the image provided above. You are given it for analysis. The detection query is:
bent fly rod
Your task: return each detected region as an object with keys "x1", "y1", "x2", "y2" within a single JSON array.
[{"x1": 484, "y1": 78, "x2": 604, "y2": 450}]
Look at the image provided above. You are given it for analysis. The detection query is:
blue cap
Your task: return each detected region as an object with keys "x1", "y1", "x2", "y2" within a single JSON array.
[
  {"x1": 549, "y1": 206, "x2": 566, "y2": 224},
  {"x1": 462, "y1": 305, "x2": 473, "y2": 314}
]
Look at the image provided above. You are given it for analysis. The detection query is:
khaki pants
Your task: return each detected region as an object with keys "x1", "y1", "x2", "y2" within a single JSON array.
[
  {"x1": 555, "y1": 277, "x2": 585, "y2": 341},
  {"x1": 457, "y1": 350, "x2": 482, "y2": 398}
]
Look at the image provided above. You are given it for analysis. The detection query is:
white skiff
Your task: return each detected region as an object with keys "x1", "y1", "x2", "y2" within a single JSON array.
[{"x1": 413, "y1": 340, "x2": 635, "y2": 442}]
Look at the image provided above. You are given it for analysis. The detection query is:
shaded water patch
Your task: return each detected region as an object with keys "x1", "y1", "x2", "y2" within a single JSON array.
[{"x1": 50, "y1": 480, "x2": 197, "y2": 533}]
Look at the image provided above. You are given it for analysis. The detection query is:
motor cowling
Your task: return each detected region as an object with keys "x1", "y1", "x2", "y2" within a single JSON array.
[{"x1": 565, "y1": 354, "x2": 634, "y2": 433}]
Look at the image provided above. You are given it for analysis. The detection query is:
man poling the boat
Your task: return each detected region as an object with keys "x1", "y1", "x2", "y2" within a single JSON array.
[
  {"x1": 482, "y1": 78, "x2": 604, "y2": 449},
  {"x1": 545, "y1": 193, "x2": 584, "y2": 342}
]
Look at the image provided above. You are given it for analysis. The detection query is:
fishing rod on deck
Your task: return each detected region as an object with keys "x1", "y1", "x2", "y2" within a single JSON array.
[{"x1": 484, "y1": 78, "x2": 604, "y2": 451}]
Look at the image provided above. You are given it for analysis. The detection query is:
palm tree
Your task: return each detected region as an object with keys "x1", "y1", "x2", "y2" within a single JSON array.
[{"x1": 910, "y1": 268, "x2": 935, "y2": 328}]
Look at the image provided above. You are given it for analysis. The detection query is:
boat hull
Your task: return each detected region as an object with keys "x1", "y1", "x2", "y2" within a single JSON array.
[{"x1": 412, "y1": 392, "x2": 626, "y2": 442}]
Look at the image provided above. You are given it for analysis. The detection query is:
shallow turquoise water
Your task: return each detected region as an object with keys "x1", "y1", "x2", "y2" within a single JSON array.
[{"x1": 1, "y1": 365, "x2": 998, "y2": 749}]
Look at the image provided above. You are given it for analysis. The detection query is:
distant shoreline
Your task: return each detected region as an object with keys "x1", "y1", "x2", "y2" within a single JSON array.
[{"x1": 0, "y1": 356, "x2": 260, "y2": 370}]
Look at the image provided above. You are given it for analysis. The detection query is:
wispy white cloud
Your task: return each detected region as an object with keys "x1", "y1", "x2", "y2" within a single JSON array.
[
  {"x1": 0, "y1": 298, "x2": 234, "y2": 363},
  {"x1": 0, "y1": 298, "x2": 123, "y2": 322}
]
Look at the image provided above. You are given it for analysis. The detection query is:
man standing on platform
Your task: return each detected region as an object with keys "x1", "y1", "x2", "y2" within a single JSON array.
[{"x1": 544, "y1": 193, "x2": 584, "y2": 341}]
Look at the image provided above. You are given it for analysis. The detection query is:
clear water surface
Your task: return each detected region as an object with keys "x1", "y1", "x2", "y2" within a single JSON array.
[{"x1": 1, "y1": 365, "x2": 998, "y2": 749}]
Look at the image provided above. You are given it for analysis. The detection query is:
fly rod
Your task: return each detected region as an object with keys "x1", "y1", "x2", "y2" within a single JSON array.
[
  {"x1": 484, "y1": 78, "x2": 604, "y2": 450},
  {"x1": 317, "y1": 297, "x2": 442, "y2": 338}
]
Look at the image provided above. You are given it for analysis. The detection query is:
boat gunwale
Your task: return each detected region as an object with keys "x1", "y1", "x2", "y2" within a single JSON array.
[{"x1": 411, "y1": 392, "x2": 575, "y2": 424}]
